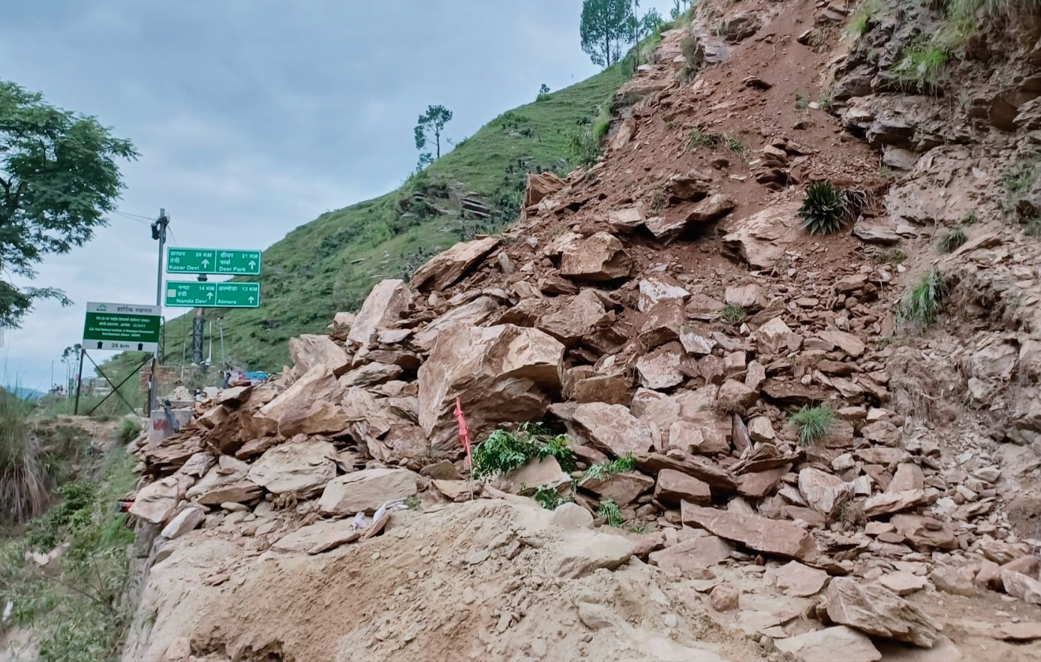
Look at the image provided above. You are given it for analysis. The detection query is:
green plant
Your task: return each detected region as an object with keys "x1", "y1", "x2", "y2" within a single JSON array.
[
  {"x1": 472, "y1": 423, "x2": 575, "y2": 479},
  {"x1": 890, "y1": 44, "x2": 948, "y2": 92},
  {"x1": 532, "y1": 485, "x2": 572, "y2": 510},
  {"x1": 1001, "y1": 156, "x2": 1041, "y2": 194},
  {"x1": 818, "y1": 88, "x2": 834, "y2": 112},
  {"x1": 584, "y1": 454, "x2": 637, "y2": 481},
  {"x1": 936, "y1": 227, "x2": 968, "y2": 253},
  {"x1": 846, "y1": 0, "x2": 884, "y2": 37},
  {"x1": 580, "y1": 0, "x2": 635, "y2": 68},
  {"x1": 1023, "y1": 217, "x2": 1041, "y2": 237},
  {"x1": 798, "y1": 181, "x2": 851, "y2": 235},
  {"x1": 1, "y1": 391, "x2": 58, "y2": 526},
  {"x1": 724, "y1": 134, "x2": 745, "y2": 155},
  {"x1": 115, "y1": 418, "x2": 142, "y2": 445},
  {"x1": 536, "y1": 83, "x2": 551, "y2": 102},
  {"x1": 962, "y1": 209, "x2": 978, "y2": 225},
  {"x1": 897, "y1": 267, "x2": 948, "y2": 331},
  {"x1": 405, "y1": 494, "x2": 421, "y2": 510},
  {"x1": 679, "y1": 33, "x2": 700, "y2": 81},
  {"x1": 877, "y1": 337, "x2": 893, "y2": 350},
  {"x1": 789, "y1": 406, "x2": 837, "y2": 447},
  {"x1": 687, "y1": 128, "x2": 720, "y2": 151},
  {"x1": 597, "y1": 497, "x2": 624, "y2": 528},
  {"x1": 721, "y1": 303, "x2": 746, "y2": 325},
  {"x1": 566, "y1": 127, "x2": 603, "y2": 168},
  {"x1": 879, "y1": 165, "x2": 901, "y2": 181},
  {"x1": 795, "y1": 92, "x2": 810, "y2": 110}
]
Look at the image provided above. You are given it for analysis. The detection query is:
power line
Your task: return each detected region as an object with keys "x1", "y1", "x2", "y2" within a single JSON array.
[{"x1": 167, "y1": 226, "x2": 180, "y2": 248}]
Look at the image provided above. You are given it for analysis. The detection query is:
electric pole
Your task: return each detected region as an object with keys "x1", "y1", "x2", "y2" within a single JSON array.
[{"x1": 149, "y1": 209, "x2": 170, "y2": 414}]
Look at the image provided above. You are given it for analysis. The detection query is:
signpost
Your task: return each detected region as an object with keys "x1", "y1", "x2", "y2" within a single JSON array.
[
  {"x1": 165, "y1": 281, "x2": 261, "y2": 308},
  {"x1": 82, "y1": 302, "x2": 162, "y2": 352},
  {"x1": 166, "y1": 248, "x2": 261, "y2": 275}
]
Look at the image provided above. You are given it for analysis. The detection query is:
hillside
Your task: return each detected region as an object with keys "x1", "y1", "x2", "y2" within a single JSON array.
[{"x1": 161, "y1": 65, "x2": 631, "y2": 371}]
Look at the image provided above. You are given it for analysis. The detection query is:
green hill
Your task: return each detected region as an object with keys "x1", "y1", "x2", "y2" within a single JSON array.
[{"x1": 162, "y1": 65, "x2": 632, "y2": 371}]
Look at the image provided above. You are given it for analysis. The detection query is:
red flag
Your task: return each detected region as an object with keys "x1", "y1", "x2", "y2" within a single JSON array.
[{"x1": 453, "y1": 396, "x2": 473, "y2": 467}]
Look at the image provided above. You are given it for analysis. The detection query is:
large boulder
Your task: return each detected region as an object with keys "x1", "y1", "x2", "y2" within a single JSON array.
[
  {"x1": 798, "y1": 468, "x2": 854, "y2": 515},
  {"x1": 413, "y1": 295, "x2": 502, "y2": 352},
  {"x1": 247, "y1": 440, "x2": 337, "y2": 496},
  {"x1": 524, "y1": 172, "x2": 565, "y2": 208},
  {"x1": 826, "y1": 577, "x2": 942, "y2": 648},
  {"x1": 130, "y1": 474, "x2": 194, "y2": 525},
  {"x1": 682, "y1": 504, "x2": 819, "y2": 562},
  {"x1": 288, "y1": 335, "x2": 350, "y2": 377},
  {"x1": 256, "y1": 364, "x2": 348, "y2": 438},
  {"x1": 418, "y1": 324, "x2": 564, "y2": 451},
  {"x1": 559, "y1": 232, "x2": 632, "y2": 282},
  {"x1": 568, "y1": 402, "x2": 657, "y2": 458},
  {"x1": 410, "y1": 237, "x2": 500, "y2": 292},
  {"x1": 536, "y1": 290, "x2": 610, "y2": 347},
  {"x1": 318, "y1": 468, "x2": 419, "y2": 516},
  {"x1": 186, "y1": 456, "x2": 262, "y2": 506},
  {"x1": 347, "y1": 279, "x2": 413, "y2": 346}
]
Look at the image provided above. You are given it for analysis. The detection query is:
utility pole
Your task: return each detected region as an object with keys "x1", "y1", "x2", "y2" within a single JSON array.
[
  {"x1": 149, "y1": 209, "x2": 170, "y2": 414},
  {"x1": 193, "y1": 272, "x2": 206, "y2": 367}
]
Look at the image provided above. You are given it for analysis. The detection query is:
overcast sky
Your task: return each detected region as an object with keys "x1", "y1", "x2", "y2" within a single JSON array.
[{"x1": 1, "y1": 0, "x2": 675, "y2": 392}]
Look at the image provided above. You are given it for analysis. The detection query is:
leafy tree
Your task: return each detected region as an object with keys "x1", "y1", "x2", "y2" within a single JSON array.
[
  {"x1": 0, "y1": 80, "x2": 137, "y2": 327},
  {"x1": 642, "y1": 8, "x2": 666, "y2": 34},
  {"x1": 537, "y1": 84, "x2": 551, "y2": 102},
  {"x1": 670, "y1": 0, "x2": 693, "y2": 19},
  {"x1": 414, "y1": 104, "x2": 453, "y2": 161},
  {"x1": 580, "y1": 0, "x2": 635, "y2": 69}
]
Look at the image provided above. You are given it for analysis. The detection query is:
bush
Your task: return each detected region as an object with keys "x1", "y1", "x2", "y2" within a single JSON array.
[
  {"x1": 584, "y1": 454, "x2": 637, "y2": 481},
  {"x1": 897, "y1": 267, "x2": 948, "y2": 331},
  {"x1": 116, "y1": 418, "x2": 142, "y2": 445},
  {"x1": 721, "y1": 303, "x2": 746, "y2": 325},
  {"x1": 472, "y1": 423, "x2": 575, "y2": 479},
  {"x1": 597, "y1": 498, "x2": 624, "y2": 528},
  {"x1": 565, "y1": 127, "x2": 603, "y2": 168},
  {"x1": 798, "y1": 181, "x2": 848, "y2": 235},
  {"x1": 536, "y1": 83, "x2": 551, "y2": 103},
  {"x1": 0, "y1": 391, "x2": 56, "y2": 526},
  {"x1": 679, "y1": 33, "x2": 700, "y2": 81},
  {"x1": 936, "y1": 227, "x2": 968, "y2": 253},
  {"x1": 891, "y1": 44, "x2": 948, "y2": 92},
  {"x1": 688, "y1": 128, "x2": 720, "y2": 151},
  {"x1": 790, "y1": 406, "x2": 837, "y2": 447}
]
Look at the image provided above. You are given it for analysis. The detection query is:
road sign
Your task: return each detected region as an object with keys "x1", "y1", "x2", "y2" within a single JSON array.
[
  {"x1": 165, "y1": 281, "x2": 261, "y2": 308},
  {"x1": 83, "y1": 302, "x2": 161, "y2": 352},
  {"x1": 166, "y1": 248, "x2": 261, "y2": 275}
]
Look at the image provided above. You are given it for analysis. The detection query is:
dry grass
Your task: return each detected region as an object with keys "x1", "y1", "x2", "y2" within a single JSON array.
[{"x1": 0, "y1": 391, "x2": 50, "y2": 525}]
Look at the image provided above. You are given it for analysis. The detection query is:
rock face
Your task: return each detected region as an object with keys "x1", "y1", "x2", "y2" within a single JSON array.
[
  {"x1": 318, "y1": 468, "x2": 418, "y2": 516},
  {"x1": 410, "y1": 237, "x2": 500, "y2": 292},
  {"x1": 524, "y1": 172, "x2": 565, "y2": 208},
  {"x1": 681, "y1": 504, "x2": 819, "y2": 562},
  {"x1": 418, "y1": 324, "x2": 564, "y2": 450},
  {"x1": 347, "y1": 279, "x2": 413, "y2": 346},
  {"x1": 568, "y1": 403, "x2": 656, "y2": 457},
  {"x1": 559, "y1": 232, "x2": 632, "y2": 282},
  {"x1": 247, "y1": 440, "x2": 337, "y2": 496},
  {"x1": 826, "y1": 577, "x2": 942, "y2": 648},
  {"x1": 288, "y1": 335, "x2": 350, "y2": 377}
]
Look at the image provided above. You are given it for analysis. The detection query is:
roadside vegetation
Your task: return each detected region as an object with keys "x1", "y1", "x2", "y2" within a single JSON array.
[
  {"x1": 789, "y1": 405, "x2": 837, "y2": 447},
  {"x1": 897, "y1": 267, "x2": 948, "y2": 331}
]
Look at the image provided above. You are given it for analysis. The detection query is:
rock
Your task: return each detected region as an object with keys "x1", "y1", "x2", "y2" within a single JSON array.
[
  {"x1": 680, "y1": 324, "x2": 717, "y2": 356},
  {"x1": 879, "y1": 572, "x2": 928, "y2": 596},
  {"x1": 669, "y1": 419, "x2": 730, "y2": 456},
  {"x1": 638, "y1": 276, "x2": 690, "y2": 312},
  {"x1": 686, "y1": 194, "x2": 736, "y2": 223},
  {"x1": 863, "y1": 490, "x2": 928, "y2": 518},
  {"x1": 655, "y1": 470, "x2": 711, "y2": 506},
  {"x1": 247, "y1": 440, "x2": 337, "y2": 496},
  {"x1": 716, "y1": 379, "x2": 758, "y2": 414},
  {"x1": 723, "y1": 12, "x2": 761, "y2": 42},
  {"x1": 888, "y1": 463, "x2": 924, "y2": 493},
  {"x1": 649, "y1": 534, "x2": 734, "y2": 573},
  {"x1": 579, "y1": 471, "x2": 654, "y2": 507},
  {"x1": 218, "y1": 385, "x2": 253, "y2": 407},
  {"x1": 681, "y1": 504, "x2": 819, "y2": 562},
  {"x1": 525, "y1": 172, "x2": 565, "y2": 208},
  {"x1": 709, "y1": 583, "x2": 739, "y2": 611},
  {"x1": 130, "y1": 475, "x2": 193, "y2": 525},
  {"x1": 637, "y1": 452, "x2": 737, "y2": 492},
  {"x1": 432, "y1": 479, "x2": 476, "y2": 502},
  {"x1": 638, "y1": 301, "x2": 684, "y2": 350},
  {"x1": 774, "y1": 626, "x2": 881, "y2": 662},
  {"x1": 418, "y1": 324, "x2": 564, "y2": 451},
  {"x1": 500, "y1": 457, "x2": 571, "y2": 494},
  {"x1": 665, "y1": 169, "x2": 713, "y2": 202},
  {"x1": 288, "y1": 334, "x2": 350, "y2": 377},
  {"x1": 537, "y1": 290, "x2": 609, "y2": 347},
  {"x1": 798, "y1": 468, "x2": 854, "y2": 516},
  {"x1": 737, "y1": 466, "x2": 790, "y2": 499},
  {"x1": 891, "y1": 514, "x2": 957, "y2": 551},
  {"x1": 757, "y1": 317, "x2": 799, "y2": 356},
  {"x1": 773, "y1": 561, "x2": 829, "y2": 597},
  {"x1": 569, "y1": 403, "x2": 656, "y2": 458},
  {"x1": 318, "y1": 468, "x2": 418, "y2": 516},
  {"x1": 607, "y1": 206, "x2": 645, "y2": 230},
  {"x1": 341, "y1": 362, "x2": 403, "y2": 388},
  {"x1": 271, "y1": 519, "x2": 361, "y2": 555},
  {"x1": 1001, "y1": 555, "x2": 1040, "y2": 578},
  {"x1": 257, "y1": 364, "x2": 347, "y2": 437},
  {"x1": 1002, "y1": 570, "x2": 1041, "y2": 604},
  {"x1": 852, "y1": 220, "x2": 900, "y2": 245},
  {"x1": 817, "y1": 330, "x2": 866, "y2": 358},
  {"x1": 644, "y1": 215, "x2": 688, "y2": 242},
  {"x1": 686, "y1": 293, "x2": 725, "y2": 321},
  {"x1": 186, "y1": 457, "x2": 262, "y2": 506},
  {"x1": 159, "y1": 505, "x2": 206, "y2": 540},
  {"x1": 825, "y1": 577, "x2": 942, "y2": 648},
  {"x1": 724, "y1": 284, "x2": 766, "y2": 311},
  {"x1": 347, "y1": 279, "x2": 413, "y2": 345},
  {"x1": 413, "y1": 296, "x2": 502, "y2": 352},
  {"x1": 547, "y1": 531, "x2": 635, "y2": 578},
  {"x1": 997, "y1": 622, "x2": 1041, "y2": 641},
  {"x1": 410, "y1": 236, "x2": 500, "y2": 292},
  {"x1": 747, "y1": 417, "x2": 776, "y2": 443},
  {"x1": 636, "y1": 343, "x2": 685, "y2": 390},
  {"x1": 929, "y1": 565, "x2": 976, "y2": 597},
  {"x1": 560, "y1": 232, "x2": 632, "y2": 282},
  {"x1": 550, "y1": 503, "x2": 594, "y2": 530}
]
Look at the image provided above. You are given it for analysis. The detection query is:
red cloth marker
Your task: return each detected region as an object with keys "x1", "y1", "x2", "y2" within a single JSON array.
[{"x1": 453, "y1": 396, "x2": 473, "y2": 468}]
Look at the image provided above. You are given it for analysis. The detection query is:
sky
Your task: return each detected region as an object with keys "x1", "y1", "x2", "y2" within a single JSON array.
[{"x1": 0, "y1": 0, "x2": 676, "y2": 391}]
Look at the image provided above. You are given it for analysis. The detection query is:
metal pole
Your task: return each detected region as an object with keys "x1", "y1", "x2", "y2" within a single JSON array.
[
  {"x1": 73, "y1": 348, "x2": 85, "y2": 415},
  {"x1": 149, "y1": 209, "x2": 169, "y2": 415}
]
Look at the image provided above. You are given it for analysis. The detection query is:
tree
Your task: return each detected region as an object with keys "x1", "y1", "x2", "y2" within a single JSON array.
[
  {"x1": 537, "y1": 84, "x2": 551, "y2": 102},
  {"x1": 642, "y1": 8, "x2": 665, "y2": 35},
  {"x1": 0, "y1": 80, "x2": 137, "y2": 328},
  {"x1": 580, "y1": 0, "x2": 634, "y2": 69},
  {"x1": 414, "y1": 105, "x2": 453, "y2": 161}
]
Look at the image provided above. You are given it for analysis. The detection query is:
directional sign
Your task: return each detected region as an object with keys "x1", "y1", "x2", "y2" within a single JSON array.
[
  {"x1": 83, "y1": 302, "x2": 161, "y2": 352},
  {"x1": 167, "y1": 248, "x2": 261, "y2": 275},
  {"x1": 165, "y1": 281, "x2": 261, "y2": 308}
]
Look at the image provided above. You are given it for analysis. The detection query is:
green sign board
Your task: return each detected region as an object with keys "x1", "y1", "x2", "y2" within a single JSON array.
[
  {"x1": 167, "y1": 248, "x2": 261, "y2": 275},
  {"x1": 165, "y1": 281, "x2": 261, "y2": 308},
  {"x1": 82, "y1": 302, "x2": 162, "y2": 352}
]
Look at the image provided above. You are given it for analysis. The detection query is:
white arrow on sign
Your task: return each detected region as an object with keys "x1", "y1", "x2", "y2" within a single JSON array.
[
  {"x1": 248, "y1": 296, "x2": 255, "y2": 303},
  {"x1": 207, "y1": 292, "x2": 213, "y2": 300},
  {"x1": 248, "y1": 260, "x2": 256, "y2": 268},
  {"x1": 201, "y1": 259, "x2": 210, "y2": 267}
]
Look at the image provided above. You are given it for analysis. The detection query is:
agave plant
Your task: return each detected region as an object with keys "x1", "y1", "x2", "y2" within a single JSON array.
[{"x1": 799, "y1": 181, "x2": 847, "y2": 235}]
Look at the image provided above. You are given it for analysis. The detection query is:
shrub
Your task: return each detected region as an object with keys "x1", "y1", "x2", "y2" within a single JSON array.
[
  {"x1": 565, "y1": 127, "x2": 602, "y2": 168},
  {"x1": 679, "y1": 33, "x2": 701, "y2": 81},
  {"x1": 472, "y1": 423, "x2": 575, "y2": 478},
  {"x1": 891, "y1": 44, "x2": 948, "y2": 92},
  {"x1": 724, "y1": 134, "x2": 745, "y2": 155},
  {"x1": 798, "y1": 181, "x2": 848, "y2": 235},
  {"x1": 532, "y1": 485, "x2": 572, "y2": 510},
  {"x1": 897, "y1": 267, "x2": 948, "y2": 331},
  {"x1": 795, "y1": 92, "x2": 810, "y2": 110},
  {"x1": 0, "y1": 391, "x2": 54, "y2": 526},
  {"x1": 688, "y1": 128, "x2": 720, "y2": 151},
  {"x1": 790, "y1": 406, "x2": 837, "y2": 447},
  {"x1": 584, "y1": 454, "x2": 637, "y2": 481},
  {"x1": 597, "y1": 498, "x2": 624, "y2": 528},
  {"x1": 936, "y1": 227, "x2": 968, "y2": 253},
  {"x1": 116, "y1": 418, "x2": 142, "y2": 445},
  {"x1": 721, "y1": 303, "x2": 746, "y2": 325},
  {"x1": 962, "y1": 209, "x2": 978, "y2": 225},
  {"x1": 846, "y1": 0, "x2": 885, "y2": 37},
  {"x1": 536, "y1": 83, "x2": 551, "y2": 103}
]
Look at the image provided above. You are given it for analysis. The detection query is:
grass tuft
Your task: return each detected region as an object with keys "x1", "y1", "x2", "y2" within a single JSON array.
[
  {"x1": 936, "y1": 227, "x2": 968, "y2": 253},
  {"x1": 721, "y1": 303, "x2": 746, "y2": 325},
  {"x1": 897, "y1": 267, "x2": 948, "y2": 331},
  {"x1": 584, "y1": 454, "x2": 637, "y2": 481},
  {"x1": 890, "y1": 43, "x2": 948, "y2": 92},
  {"x1": 688, "y1": 128, "x2": 720, "y2": 151},
  {"x1": 116, "y1": 418, "x2": 142, "y2": 445},
  {"x1": 790, "y1": 405, "x2": 836, "y2": 447},
  {"x1": 596, "y1": 497, "x2": 624, "y2": 528},
  {"x1": 472, "y1": 423, "x2": 575, "y2": 479},
  {"x1": 798, "y1": 181, "x2": 848, "y2": 235}
]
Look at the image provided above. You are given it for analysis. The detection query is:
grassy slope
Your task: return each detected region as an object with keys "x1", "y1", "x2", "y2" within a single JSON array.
[{"x1": 162, "y1": 66, "x2": 629, "y2": 370}]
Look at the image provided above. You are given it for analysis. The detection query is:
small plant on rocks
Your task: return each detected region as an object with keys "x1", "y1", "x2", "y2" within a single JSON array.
[
  {"x1": 790, "y1": 405, "x2": 836, "y2": 447},
  {"x1": 721, "y1": 303, "x2": 746, "y2": 325},
  {"x1": 584, "y1": 454, "x2": 637, "y2": 481},
  {"x1": 795, "y1": 92, "x2": 810, "y2": 110},
  {"x1": 897, "y1": 267, "x2": 948, "y2": 331},
  {"x1": 597, "y1": 497, "x2": 624, "y2": 528},
  {"x1": 798, "y1": 180, "x2": 848, "y2": 235},
  {"x1": 532, "y1": 485, "x2": 572, "y2": 510},
  {"x1": 936, "y1": 227, "x2": 967, "y2": 253},
  {"x1": 472, "y1": 423, "x2": 575, "y2": 479},
  {"x1": 687, "y1": 128, "x2": 719, "y2": 151}
]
